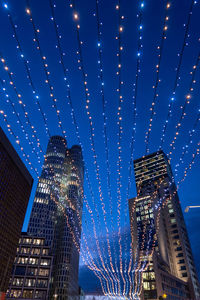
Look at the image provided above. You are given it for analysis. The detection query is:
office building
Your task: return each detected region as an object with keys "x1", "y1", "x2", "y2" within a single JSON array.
[
  {"x1": 51, "y1": 145, "x2": 84, "y2": 299},
  {"x1": 129, "y1": 150, "x2": 200, "y2": 300},
  {"x1": 0, "y1": 127, "x2": 33, "y2": 298},
  {"x1": 28, "y1": 135, "x2": 67, "y2": 248},
  {"x1": 7, "y1": 136, "x2": 84, "y2": 299},
  {"x1": 6, "y1": 233, "x2": 52, "y2": 300}
]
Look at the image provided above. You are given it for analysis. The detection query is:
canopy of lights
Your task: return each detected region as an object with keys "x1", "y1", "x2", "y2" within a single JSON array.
[{"x1": 0, "y1": 0, "x2": 200, "y2": 298}]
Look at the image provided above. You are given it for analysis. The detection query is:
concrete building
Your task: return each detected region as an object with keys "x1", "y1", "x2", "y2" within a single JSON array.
[
  {"x1": 0, "y1": 127, "x2": 33, "y2": 298},
  {"x1": 129, "y1": 150, "x2": 200, "y2": 300}
]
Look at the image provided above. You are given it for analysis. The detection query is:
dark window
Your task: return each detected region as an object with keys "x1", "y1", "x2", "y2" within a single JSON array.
[
  {"x1": 15, "y1": 266, "x2": 26, "y2": 276},
  {"x1": 171, "y1": 224, "x2": 177, "y2": 228},
  {"x1": 173, "y1": 235, "x2": 179, "y2": 239},
  {"x1": 177, "y1": 253, "x2": 183, "y2": 257},
  {"x1": 175, "y1": 247, "x2": 182, "y2": 251},
  {"x1": 178, "y1": 259, "x2": 185, "y2": 264}
]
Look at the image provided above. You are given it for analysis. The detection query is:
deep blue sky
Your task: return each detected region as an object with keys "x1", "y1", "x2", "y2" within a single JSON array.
[{"x1": 0, "y1": 0, "x2": 200, "y2": 294}]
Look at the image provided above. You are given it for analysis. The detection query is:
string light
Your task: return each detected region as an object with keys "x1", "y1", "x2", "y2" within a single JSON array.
[
  {"x1": 114, "y1": 0, "x2": 128, "y2": 295},
  {"x1": 126, "y1": 2, "x2": 145, "y2": 294},
  {"x1": 168, "y1": 52, "x2": 200, "y2": 160},
  {"x1": 6, "y1": 13, "x2": 51, "y2": 138},
  {"x1": 49, "y1": 0, "x2": 117, "y2": 291},
  {"x1": 159, "y1": 0, "x2": 196, "y2": 149},
  {"x1": 144, "y1": 1, "x2": 171, "y2": 154},
  {"x1": 94, "y1": 0, "x2": 121, "y2": 293},
  {"x1": 0, "y1": 77, "x2": 42, "y2": 163},
  {"x1": 174, "y1": 109, "x2": 200, "y2": 177},
  {"x1": 0, "y1": 54, "x2": 44, "y2": 161},
  {"x1": 0, "y1": 110, "x2": 39, "y2": 176},
  {"x1": 177, "y1": 141, "x2": 200, "y2": 188},
  {"x1": 25, "y1": 1, "x2": 67, "y2": 139}
]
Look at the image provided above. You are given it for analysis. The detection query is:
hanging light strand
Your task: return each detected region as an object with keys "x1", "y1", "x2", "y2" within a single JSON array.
[
  {"x1": 159, "y1": 0, "x2": 196, "y2": 149},
  {"x1": 94, "y1": 0, "x2": 121, "y2": 291},
  {"x1": 126, "y1": 2, "x2": 145, "y2": 291},
  {"x1": 0, "y1": 110, "x2": 39, "y2": 176},
  {"x1": 115, "y1": 0, "x2": 127, "y2": 294},
  {"x1": 25, "y1": 0, "x2": 67, "y2": 139},
  {"x1": 174, "y1": 109, "x2": 200, "y2": 178},
  {"x1": 50, "y1": 0, "x2": 117, "y2": 291},
  {"x1": 168, "y1": 52, "x2": 200, "y2": 160},
  {"x1": 6, "y1": 13, "x2": 51, "y2": 138},
  {"x1": 0, "y1": 77, "x2": 42, "y2": 163},
  {"x1": 0, "y1": 55, "x2": 44, "y2": 158},
  {"x1": 177, "y1": 141, "x2": 200, "y2": 188},
  {"x1": 145, "y1": 1, "x2": 171, "y2": 154},
  {"x1": 68, "y1": 0, "x2": 118, "y2": 291}
]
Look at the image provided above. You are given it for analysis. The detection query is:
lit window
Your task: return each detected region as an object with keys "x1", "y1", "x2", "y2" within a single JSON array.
[
  {"x1": 31, "y1": 248, "x2": 41, "y2": 255},
  {"x1": 38, "y1": 268, "x2": 49, "y2": 276},
  {"x1": 23, "y1": 290, "x2": 33, "y2": 298},
  {"x1": 25, "y1": 278, "x2": 36, "y2": 287},
  {"x1": 40, "y1": 259, "x2": 50, "y2": 266},
  {"x1": 13, "y1": 278, "x2": 24, "y2": 286},
  {"x1": 42, "y1": 248, "x2": 49, "y2": 255},
  {"x1": 29, "y1": 257, "x2": 39, "y2": 265},
  {"x1": 143, "y1": 281, "x2": 150, "y2": 290}
]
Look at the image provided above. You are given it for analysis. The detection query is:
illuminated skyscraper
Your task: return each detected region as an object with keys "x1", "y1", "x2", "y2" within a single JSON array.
[
  {"x1": 129, "y1": 150, "x2": 200, "y2": 300},
  {"x1": 7, "y1": 136, "x2": 84, "y2": 300},
  {"x1": 28, "y1": 135, "x2": 67, "y2": 247}
]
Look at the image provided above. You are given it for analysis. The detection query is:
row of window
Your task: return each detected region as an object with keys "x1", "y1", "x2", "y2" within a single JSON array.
[
  {"x1": 14, "y1": 266, "x2": 49, "y2": 277},
  {"x1": 18, "y1": 247, "x2": 49, "y2": 256},
  {"x1": 8, "y1": 289, "x2": 46, "y2": 299},
  {"x1": 12, "y1": 278, "x2": 48, "y2": 288},
  {"x1": 19, "y1": 238, "x2": 44, "y2": 246},
  {"x1": 16, "y1": 257, "x2": 50, "y2": 266}
]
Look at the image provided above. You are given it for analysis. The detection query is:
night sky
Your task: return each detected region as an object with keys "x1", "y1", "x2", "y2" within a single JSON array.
[{"x1": 0, "y1": 0, "x2": 200, "y2": 295}]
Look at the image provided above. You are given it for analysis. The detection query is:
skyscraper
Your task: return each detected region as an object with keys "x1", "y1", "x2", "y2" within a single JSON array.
[
  {"x1": 51, "y1": 145, "x2": 84, "y2": 299},
  {"x1": 0, "y1": 127, "x2": 33, "y2": 297},
  {"x1": 7, "y1": 136, "x2": 84, "y2": 300},
  {"x1": 28, "y1": 135, "x2": 67, "y2": 247},
  {"x1": 129, "y1": 150, "x2": 200, "y2": 300}
]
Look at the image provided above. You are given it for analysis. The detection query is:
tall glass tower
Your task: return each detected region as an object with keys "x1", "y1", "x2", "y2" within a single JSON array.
[
  {"x1": 129, "y1": 150, "x2": 200, "y2": 300},
  {"x1": 28, "y1": 135, "x2": 67, "y2": 247},
  {"x1": 20, "y1": 136, "x2": 83, "y2": 299}
]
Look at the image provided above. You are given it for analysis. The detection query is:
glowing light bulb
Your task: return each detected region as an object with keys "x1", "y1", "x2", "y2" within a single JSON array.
[
  {"x1": 26, "y1": 8, "x2": 31, "y2": 15},
  {"x1": 3, "y1": 3, "x2": 8, "y2": 9},
  {"x1": 74, "y1": 13, "x2": 78, "y2": 20}
]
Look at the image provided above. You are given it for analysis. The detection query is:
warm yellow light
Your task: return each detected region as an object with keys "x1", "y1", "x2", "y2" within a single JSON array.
[
  {"x1": 26, "y1": 8, "x2": 31, "y2": 15},
  {"x1": 163, "y1": 294, "x2": 167, "y2": 299},
  {"x1": 119, "y1": 26, "x2": 123, "y2": 32},
  {"x1": 74, "y1": 13, "x2": 78, "y2": 20}
]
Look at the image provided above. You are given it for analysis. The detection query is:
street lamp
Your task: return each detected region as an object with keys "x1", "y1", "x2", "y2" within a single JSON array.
[{"x1": 185, "y1": 206, "x2": 200, "y2": 213}]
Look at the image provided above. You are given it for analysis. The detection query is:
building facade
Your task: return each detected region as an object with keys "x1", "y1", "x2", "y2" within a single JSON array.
[
  {"x1": 7, "y1": 136, "x2": 84, "y2": 300},
  {"x1": 129, "y1": 150, "x2": 200, "y2": 300},
  {"x1": 6, "y1": 233, "x2": 52, "y2": 300},
  {"x1": 0, "y1": 127, "x2": 33, "y2": 297}
]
